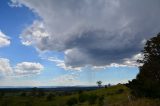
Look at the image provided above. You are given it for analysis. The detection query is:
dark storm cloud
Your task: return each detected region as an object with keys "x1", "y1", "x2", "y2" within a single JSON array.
[{"x1": 11, "y1": 0, "x2": 160, "y2": 67}]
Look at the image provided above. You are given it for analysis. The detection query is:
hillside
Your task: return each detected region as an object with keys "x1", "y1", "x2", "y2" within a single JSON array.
[{"x1": 0, "y1": 85, "x2": 160, "y2": 106}]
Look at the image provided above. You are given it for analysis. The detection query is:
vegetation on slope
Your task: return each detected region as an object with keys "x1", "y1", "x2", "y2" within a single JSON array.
[{"x1": 0, "y1": 85, "x2": 159, "y2": 106}]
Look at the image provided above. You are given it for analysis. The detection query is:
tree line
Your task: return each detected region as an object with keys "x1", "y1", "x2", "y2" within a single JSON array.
[{"x1": 127, "y1": 33, "x2": 160, "y2": 98}]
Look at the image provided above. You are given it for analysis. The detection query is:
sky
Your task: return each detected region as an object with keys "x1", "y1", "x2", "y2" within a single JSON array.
[{"x1": 0, "y1": 0, "x2": 160, "y2": 86}]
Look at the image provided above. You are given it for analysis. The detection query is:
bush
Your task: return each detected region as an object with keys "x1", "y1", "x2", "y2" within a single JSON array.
[
  {"x1": 78, "y1": 93, "x2": 89, "y2": 103},
  {"x1": 98, "y1": 95, "x2": 104, "y2": 106},
  {"x1": 78, "y1": 90, "x2": 83, "y2": 94},
  {"x1": 0, "y1": 92, "x2": 5, "y2": 97},
  {"x1": 88, "y1": 94, "x2": 98, "y2": 105},
  {"x1": 104, "y1": 85, "x2": 108, "y2": 88},
  {"x1": 1, "y1": 101, "x2": 8, "y2": 106},
  {"x1": 46, "y1": 93, "x2": 55, "y2": 101},
  {"x1": 20, "y1": 92, "x2": 27, "y2": 97},
  {"x1": 67, "y1": 97, "x2": 78, "y2": 106},
  {"x1": 30, "y1": 87, "x2": 37, "y2": 96},
  {"x1": 116, "y1": 89, "x2": 124, "y2": 94},
  {"x1": 25, "y1": 101, "x2": 32, "y2": 106},
  {"x1": 37, "y1": 91, "x2": 45, "y2": 97}
]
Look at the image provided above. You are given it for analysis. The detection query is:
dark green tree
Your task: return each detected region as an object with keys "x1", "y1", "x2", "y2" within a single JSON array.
[
  {"x1": 97, "y1": 81, "x2": 102, "y2": 88},
  {"x1": 128, "y1": 33, "x2": 160, "y2": 98}
]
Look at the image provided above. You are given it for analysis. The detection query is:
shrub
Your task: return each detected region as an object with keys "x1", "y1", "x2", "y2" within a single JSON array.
[
  {"x1": 104, "y1": 85, "x2": 108, "y2": 88},
  {"x1": 67, "y1": 97, "x2": 78, "y2": 106},
  {"x1": 20, "y1": 92, "x2": 27, "y2": 97},
  {"x1": 46, "y1": 93, "x2": 55, "y2": 101},
  {"x1": 30, "y1": 87, "x2": 37, "y2": 96},
  {"x1": 88, "y1": 94, "x2": 98, "y2": 105},
  {"x1": 37, "y1": 91, "x2": 45, "y2": 97},
  {"x1": 25, "y1": 101, "x2": 32, "y2": 106},
  {"x1": 0, "y1": 92, "x2": 5, "y2": 97},
  {"x1": 116, "y1": 88, "x2": 124, "y2": 94},
  {"x1": 78, "y1": 93, "x2": 89, "y2": 103},
  {"x1": 98, "y1": 95, "x2": 105, "y2": 106},
  {"x1": 78, "y1": 90, "x2": 83, "y2": 94}
]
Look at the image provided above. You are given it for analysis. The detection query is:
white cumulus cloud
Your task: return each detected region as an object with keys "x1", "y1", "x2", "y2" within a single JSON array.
[
  {"x1": 20, "y1": 21, "x2": 49, "y2": 48},
  {"x1": 0, "y1": 57, "x2": 44, "y2": 77},
  {"x1": 14, "y1": 62, "x2": 44, "y2": 76},
  {"x1": 0, "y1": 58, "x2": 13, "y2": 77},
  {"x1": 0, "y1": 30, "x2": 10, "y2": 47}
]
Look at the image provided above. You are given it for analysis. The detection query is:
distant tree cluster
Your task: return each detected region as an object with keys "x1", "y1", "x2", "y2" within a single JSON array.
[
  {"x1": 66, "y1": 92, "x2": 104, "y2": 106},
  {"x1": 128, "y1": 33, "x2": 160, "y2": 98}
]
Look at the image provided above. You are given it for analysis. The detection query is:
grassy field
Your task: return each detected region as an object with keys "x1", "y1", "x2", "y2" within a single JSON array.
[{"x1": 0, "y1": 85, "x2": 159, "y2": 106}]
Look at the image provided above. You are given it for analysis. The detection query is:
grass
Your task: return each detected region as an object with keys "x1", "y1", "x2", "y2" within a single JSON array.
[{"x1": 0, "y1": 85, "x2": 159, "y2": 106}]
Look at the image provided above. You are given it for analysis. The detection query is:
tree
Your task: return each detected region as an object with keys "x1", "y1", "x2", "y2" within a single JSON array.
[
  {"x1": 97, "y1": 81, "x2": 102, "y2": 88},
  {"x1": 128, "y1": 33, "x2": 160, "y2": 98}
]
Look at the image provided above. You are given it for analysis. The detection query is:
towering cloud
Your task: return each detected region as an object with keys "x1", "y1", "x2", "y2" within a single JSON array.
[{"x1": 11, "y1": 0, "x2": 160, "y2": 67}]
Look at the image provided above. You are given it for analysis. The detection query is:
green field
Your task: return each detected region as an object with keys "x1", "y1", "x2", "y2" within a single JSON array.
[{"x1": 0, "y1": 85, "x2": 159, "y2": 106}]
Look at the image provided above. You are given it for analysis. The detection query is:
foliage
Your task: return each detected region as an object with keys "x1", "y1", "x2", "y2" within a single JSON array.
[
  {"x1": 30, "y1": 87, "x2": 38, "y2": 96},
  {"x1": 20, "y1": 92, "x2": 26, "y2": 97},
  {"x1": 66, "y1": 97, "x2": 78, "y2": 106},
  {"x1": 88, "y1": 94, "x2": 98, "y2": 105},
  {"x1": 116, "y1": 88, "x2": 124, "y2": 94},
  {"x1": 98, "y1": 95, "x2": 104, "y2": 106},
  {"x1": 37, "y1": 90, "x2": 45, "y2": 97},
  {"x1": 0, "y1": 85, "x2": 159, "y2": 106},
  {"x1": 46, "y1": 93, "x2": 55, "y2": 101},
  {"x1": 0, "y1": 92, "x2": 5, "y2": 97},
  {"x1": 97, "y1": 81, "x2": 102, "y2": 88},
  {"x1": 128, "y1": 33, "x2": 160, "y2": 98},
  {"x1": 78, "y1": 93, "x2": 89, "y2": 103}
]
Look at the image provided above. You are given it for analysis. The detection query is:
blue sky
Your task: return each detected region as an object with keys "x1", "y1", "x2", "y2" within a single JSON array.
[{"x1": 0, "y1": 0, "x2": 160, "y2": 86}]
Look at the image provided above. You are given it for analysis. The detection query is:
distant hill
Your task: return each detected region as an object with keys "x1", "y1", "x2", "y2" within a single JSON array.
[{"x1": 0, "y1": 86, "x2": 99, "y2": 91}]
